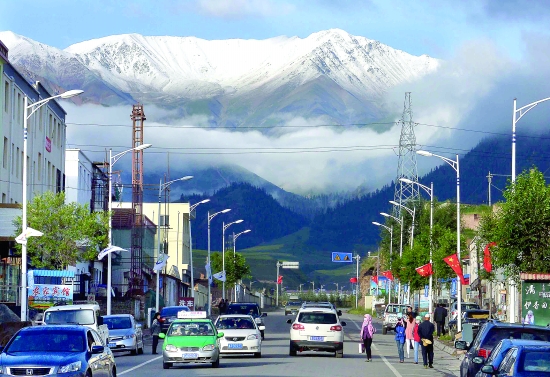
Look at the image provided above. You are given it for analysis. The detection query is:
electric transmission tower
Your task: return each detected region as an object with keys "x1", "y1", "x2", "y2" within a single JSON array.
[{"x1": 393, "y1": 92, "x2": 420, "y2": 216}]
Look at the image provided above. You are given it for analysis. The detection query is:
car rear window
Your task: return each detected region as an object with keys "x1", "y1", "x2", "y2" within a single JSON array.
[
  {"x1": 463, "y1": 304, "x2": 480, "y2": 310},
  {"x1": 288, "y1": 302, "x2": 302, "y2": 307},
  {"x1": 161, "y1": 306, "x2": 189, "y2": 316},
  {"x1": 227, "y1": 305, "x2": 259, "y2": 316},
  {"x1": 519, "y1": 350, "x2": 550, "y2": 373},
  {"x1": 482, "y1": 328, "x2": 550, "y2": 350},
  {"x1": 465, "y1": 312, "x2": 490, "y2": 319},
  {"x1": 385, "y1": 305, "x2": 407, "y2": 314},
  {"x1": 298, "y1": 312, "x2": 337, "y2": 324}
]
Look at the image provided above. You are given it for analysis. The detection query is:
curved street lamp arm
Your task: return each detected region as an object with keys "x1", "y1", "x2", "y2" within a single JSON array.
[
  {"x1": 516, "y1": 97, "x2": 550, "y2": 123},
  {"x1": 389, "y1": 201, "x2": 414, "y2": 216},
  {"x1": 209, "y1": 209, "x2": 231, "y2": 222}
]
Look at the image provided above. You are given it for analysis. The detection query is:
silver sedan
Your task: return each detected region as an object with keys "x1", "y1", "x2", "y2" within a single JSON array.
[{"x1": 103, "y1": 314, "x2": 144, "y2": 355}]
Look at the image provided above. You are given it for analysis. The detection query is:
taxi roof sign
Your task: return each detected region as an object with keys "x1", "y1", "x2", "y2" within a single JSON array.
[{"x1": 177, "y1": 311, "x2": 207, "y2": 319}]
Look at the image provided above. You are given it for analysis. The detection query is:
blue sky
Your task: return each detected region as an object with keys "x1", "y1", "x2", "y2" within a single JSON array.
[{"x1": 2, "y1": 0, "x2": 549, "y2": 59}]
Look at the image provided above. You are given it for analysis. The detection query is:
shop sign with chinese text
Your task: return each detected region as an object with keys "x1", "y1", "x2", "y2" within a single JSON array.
[
  {"x1": 521, "y1": 281, "x2": 550, "y2": 326},
  {"x1": 28, "y1": 284, "x2": 73, "y2": 308}
]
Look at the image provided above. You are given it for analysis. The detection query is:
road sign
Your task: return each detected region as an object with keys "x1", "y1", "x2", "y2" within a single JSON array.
[
  {"x1": 281, "y1": 261, "x2": 299, "y2": 269},
  {"x1": 332, "y1": 252, "x2": 353, "y2": 263}
]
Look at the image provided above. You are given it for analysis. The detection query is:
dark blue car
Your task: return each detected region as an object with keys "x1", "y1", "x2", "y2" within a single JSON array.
[
  {"x1": 0, "y1": 325, "x2": 116, "y2": 376},
  {"x1": 481, "y1": 343, "x2": 550, "y2": 376}
]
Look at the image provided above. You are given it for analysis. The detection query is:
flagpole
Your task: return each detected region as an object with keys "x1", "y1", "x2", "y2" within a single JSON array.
[{"x1": 429, "y1": 181, "x2": 434, "y2": 317}]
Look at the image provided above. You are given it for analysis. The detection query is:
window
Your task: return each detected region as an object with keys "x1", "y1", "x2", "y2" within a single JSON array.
[
  {"x1": 16, "y1": 147, "x2": 19, "y2": 178},
  {"x1": 17, "y1": 93, "x2": 21, "y2": 124},
  {"x1": 10, "y1": 143, "x2": 14, "y2": 174},
  {"x1": 4, "y1": 81, "x2": 8, "y2": 113},
  {"x1": 37, "y1": 153, "x2": 42, "y2": 181},
  {"x1": 3, "y1": 137, "x2": 7, "y2": 169}
]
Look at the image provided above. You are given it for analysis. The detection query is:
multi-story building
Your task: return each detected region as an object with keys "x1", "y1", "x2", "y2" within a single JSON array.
[{"x1": 0, "y1": 40, "x2": 69, "y2": 307}]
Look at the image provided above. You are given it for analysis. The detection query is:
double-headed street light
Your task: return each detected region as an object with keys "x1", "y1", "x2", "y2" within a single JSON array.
[
  {"x1": 156, "y1": 176, "x2": 194, "y2": 312},
  {"x1": 400, "y1": 178, "x2": 434, "y2": 317},
  {"x1": 233, "y1": 229, "x2": 251, "y2": 301},
  {"x1": 188, "y1": 199, "x2": 211, "y2": 299},
  {"x1": 381, "y1": 212, "x2": 403, "y2": 304},
  {"x1": 417, "y1": 150, "x2": 462, "y2": 331},
  {"x1": 207, "y1": 209, "x2": 231, "y2": 315},
  {"x1": 107, "y1": 143, "x2": 152, "y2": 315},
  {"x1": 222, "y1": 220, "x2": 244, "y2": 299},
  {"x1": 373, "y1": 221, "x2": 393, "y2": 304},
  {"x1": 20, "y1": 89, "x2": 84, "y2": 321}
]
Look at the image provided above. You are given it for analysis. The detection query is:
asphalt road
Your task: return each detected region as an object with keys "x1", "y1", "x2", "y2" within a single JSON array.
[{"x1": 112, "y1": 310, "x2": 461, "y2": 377}]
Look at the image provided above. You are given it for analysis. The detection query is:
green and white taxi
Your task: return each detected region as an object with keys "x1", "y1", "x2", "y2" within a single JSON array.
[{"x1": 158, "y1": 311, "x2": 224, "y2": 369}]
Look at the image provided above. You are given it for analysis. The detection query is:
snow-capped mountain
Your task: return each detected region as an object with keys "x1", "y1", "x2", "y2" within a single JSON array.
[{"x1": 0, "y1": 29, "x2": 439, "y2": 128}]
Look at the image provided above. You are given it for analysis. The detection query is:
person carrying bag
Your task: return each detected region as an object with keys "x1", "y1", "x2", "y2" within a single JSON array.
[
  {"x1": 360, "y1": 313, "x2": 376, "y2": 362},
  {"x1": 394, "y1": 313, "x2": 406, "y2": 363}
]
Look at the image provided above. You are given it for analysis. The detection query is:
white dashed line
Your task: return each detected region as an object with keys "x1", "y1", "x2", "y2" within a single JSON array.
[{"x1": 118, "y1": 356, "x2": 162, "y2": 375}]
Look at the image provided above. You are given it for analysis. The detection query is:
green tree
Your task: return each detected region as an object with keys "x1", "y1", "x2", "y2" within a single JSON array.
[
  {"x1": 210, "y1": 251, "x2": 251, "y2": 287},
  {"x1": 13, "y1": 191, "x2": 109, "y2": 269},
  {"x1": 478, "y1": 168, "x2": 550, "y2": 281}
]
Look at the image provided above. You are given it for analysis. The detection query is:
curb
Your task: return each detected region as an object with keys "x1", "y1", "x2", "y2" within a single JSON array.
[{"x1": 433, "y1": 339, "x2": 465, "y2": 361}]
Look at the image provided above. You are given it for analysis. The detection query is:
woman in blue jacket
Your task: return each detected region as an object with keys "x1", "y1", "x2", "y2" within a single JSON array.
[{"x1": 394, "y1": 313, "x2": 406, "y2": 363}]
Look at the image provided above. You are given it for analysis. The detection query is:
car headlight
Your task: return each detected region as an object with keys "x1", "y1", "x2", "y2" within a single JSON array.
[
  {"x1": 58, "y1": 361, "x2": 81, "y2": 373},
  {"x1": 202, "y1": 344, "x2": 215, "y2": 351},
  {"x1": 247, "y1": 334, "x2": 258, "y2": 340},
  {"x1": 123, "y1": 334, "x2": 136, "y2": 339},
  {"x1": 254, "y1": 318, "x2": 262, "y2": 324},
  {"x1": 165, "y1": 345, "x2": 178, "y2": 352}
]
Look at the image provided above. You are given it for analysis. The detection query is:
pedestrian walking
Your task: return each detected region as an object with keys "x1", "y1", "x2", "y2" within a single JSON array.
[
  {"x1": 360, "y1": 314, "x2": 376, "y2": 362},
  {"x1": 413, "y1": 315, "x2": 421, "y2": 364},
  {"x1": 218, "y1": 299, "x2": 226, "y2": 315},
  {"x1": 151, "y1": 312, "x2": 161, "y2": 354},
  {"x1": 394, "y1": 313, "x2": 406, "y2": 363},
  {"x1": 418, "y1": 313, "x2": 435, "y2": 368},
  {"x1": 434, "y1": 303, "x2": 447, "y2": 337},
  {"x1": 404, "y1": 313, "x2": 415, "y2": 359}
]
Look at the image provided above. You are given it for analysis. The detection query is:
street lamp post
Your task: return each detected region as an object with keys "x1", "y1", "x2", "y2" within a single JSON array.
[
  {"x1": 401, "y1": 178, "x2": 434, "y2": 316},
  {"x1": 156, "y1": 176, "x2": 193, "y2": 313},
  {"x1": 108, "y1": 144, "x2": 152, "y2": 315},
  {"x1": 188, "y1": 199, "x2": 210, "y2": 299},
  {"x1": 373, "y1": 222, "x2": 393, "y2": 304},
  {"x1": 233, "y1": 229, "x2": 251, "y2": 302},
  {"x1": 20, "y1": 89, "x2": 84, "y2": 321},
  {"x1": 222, "y1": 220, "x2": 243, "y2": 299},
  {"x1": 381, "y1": 212, "x2": 403, "y2": 304},
  {"x1": 207, "y1": 209, "x2": 231, "y2": 316},
  {"x1": 352, "y1": 254, "x2": 361, "y2": 308},
  {"x1": 417, "y1": 150, "x2": 461, "y2": 331},
  {"x1": 390, "y1": 200, "x2": 416, "y2": 304},
  {"x1": 510, "y1": 97, "x2": 550, "y2": 323}
]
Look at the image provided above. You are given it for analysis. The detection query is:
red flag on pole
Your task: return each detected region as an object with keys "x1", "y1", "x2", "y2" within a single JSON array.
[
  {"x1": 443, "y1": 253, "x2": 467, "y2": 284},
  {"x1": 371, "y1": 276, "x2": 379, "y2": 284},
  {"x1": 381, "y1": 270, "x2": 394, "y2": 281},
  {"x1": 349, "y1": 277, "x2": 358, "y2": 283},
  {"x1": 415, "y1": 263, "x2": 433, "y2": 277},
  {"x1": 277, "y1": 275, "x2": 283, "y2": 284},
  {"x1": 484, "y1": 242, "x2": 496, "y2": 273}
]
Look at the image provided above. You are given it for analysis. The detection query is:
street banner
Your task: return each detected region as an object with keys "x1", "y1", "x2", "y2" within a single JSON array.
[
  {"x1": 98, "y1": 245, "x2": 128, "y2": 260},
  {"x1": 28, "y1": 284, "x2": 73, "y2": 309},
  {"x1": 213, "y1": 271, "x2": 226, "y2": 282},
  {"x1": 154, "y1": 253, "x2": 170, "y2": 272}
]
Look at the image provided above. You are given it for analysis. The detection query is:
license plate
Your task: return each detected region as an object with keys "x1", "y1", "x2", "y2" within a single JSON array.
[
  {"x1": 228, "y1": 343, "x2": 243, "y2": 349},
  {"x1": 183, "y1": 353, "x2": 198, "y2": 359},
  {"x1": 310, "y1": 336, "x2": 324, "y2": 341},
  {"x1": 108, "y1": 343, "x2": 116, "y2": 348}
]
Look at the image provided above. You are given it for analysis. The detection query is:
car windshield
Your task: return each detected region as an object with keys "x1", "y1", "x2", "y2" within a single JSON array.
[
  {"x1": 44, "y1": 309, "x2": 94, "y2": 325},
  {"x1": 6, "y1": 331, "x2": 85, "y2": 353},
  {"x1": 216, "y1": 317, "x2": 255, "y2": 329},
  {"x1": 298, "y1": 312, "x2": 337, "y2": 324},
  {"x1": 226, "y1": 305, "x2": 259, "y2": 316},
  {"x1": 168, "y1": 322, "x2": 214, "y2": 336},
  {"x1": 519, "y1": 350, "x2": 550, "y2": 373},
  {"x1": 161, "y1": 307, "x2": 189, "y2": 316},
  {"x1": 386, "y1": 305, "x2": 407, "y2": 314},
  {"x1": 482, "y1": 328, "x2": 550, "y2": 350},
  {"x1": 104, "y1": 317, "x2": 132, "y2": 330}
]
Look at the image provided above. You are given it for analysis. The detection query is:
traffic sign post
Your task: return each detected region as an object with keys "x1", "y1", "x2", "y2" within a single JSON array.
[
  {"x1": 331, "y1": 252, "x2": 353, "y2": 263},
  {"x1": 276, "y1": 261, "x2": 300, "y2": 306}
]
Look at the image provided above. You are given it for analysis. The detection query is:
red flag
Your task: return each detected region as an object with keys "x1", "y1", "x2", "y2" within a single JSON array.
[
  {"x1": 484, "y1": 242, "x2": 496, "y2": 273},
  {"x1": 349, "y1": 277, "x2": 358, "y2": 283},
  {"x1": 371, "y1": 276, "x2": 379, "y2": 285},
  {"x1": 443, "y1": 253, "x2": 467, "y2": 285},
  {"x1": 277, "y1": 275, "x2": 283, "y2": 284},
  {"x1": 415, "y1": 263, "x2": 433, "y2": 277},
  {"x1": 381, "y1": 270, "x2": 394, "y2": 281}
]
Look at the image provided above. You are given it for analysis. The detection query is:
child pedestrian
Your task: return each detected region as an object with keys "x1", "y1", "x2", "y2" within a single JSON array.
[
  {"x1": 394, "y1": 313, "x2": 406, "y2": 363},
  {"x1": 360, "y1": 313, "x2": 376, "y2": 362},
  {"x1": 413, "y1": 315, "x2": 422, "y2": 364},
  {"x1": 404, "y1": 313, "x2": 415, "y2": 359}
]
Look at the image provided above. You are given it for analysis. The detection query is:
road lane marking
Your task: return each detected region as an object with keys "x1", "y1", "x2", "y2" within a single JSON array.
[
  {"x1": 349, "y1": 315, "x2": 403, "y2": 377},
  {"x1": 118, "y1": 356, "x2": 162, "y2": 375}
]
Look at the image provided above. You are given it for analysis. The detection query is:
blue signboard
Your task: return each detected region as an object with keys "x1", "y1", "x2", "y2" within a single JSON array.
[{"x1": 331, "y1": 252, "x2": 353, "y2": 263}]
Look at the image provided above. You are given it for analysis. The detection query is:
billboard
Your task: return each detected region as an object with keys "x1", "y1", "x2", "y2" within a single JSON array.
[{"x1": 521, "y1": 281, "x2": 550, "y2": 326}]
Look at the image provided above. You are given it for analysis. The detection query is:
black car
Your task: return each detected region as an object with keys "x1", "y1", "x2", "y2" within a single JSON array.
[
  {"x1": 455, "y1": 320, "x2": 550, "y2": 377},
  {"x1": 448, "y1": 309, "x2": 492, "y2": 339},
  {"x1": 159, "y1": 305, "x2": 190, "y2": 333},
  {"x1": 0, "y1": 325, "x2": 116, "y2": 376},
  {"x1": 226, "y1": 303, "x2": 267, "y2": 339},
  {"x1": 285, "y1": 301, "x2": 302, "y2": 316}
]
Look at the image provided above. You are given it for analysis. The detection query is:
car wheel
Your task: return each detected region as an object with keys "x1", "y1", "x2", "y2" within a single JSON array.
[
  {"x1": 109, "y1": 366, "x2": 117, "y2": 377},
  {"x1": 254, "y1": 352, "x2": 261, "y2": 358},
  {"x1": 163, "y1": 362, "x2": 170, "y2": 369},
  {"x1": 85, "y1": 370, "x2": 92, "y2": 377},
  {"x1": 382, "y1": 326, "x2": 387, "y2": 335},
  {"x1": 335, "y1": 349, "x2": 343, "y2": 358},
  {"x1": 131, "y1": 341, "x2": 138, "y2": 355},
  {"x1": 138, "y1": 336, "x2": 144, "y2": 354},
  {"x1": 261, "y1": 330, "x2": 265, "y2": 340},
  {"x1": 212, "y1": 357, "x2": 220, "y2": 368},
  {"x1": 289, "y1": 347, "x2": 297, "y2": 356}
]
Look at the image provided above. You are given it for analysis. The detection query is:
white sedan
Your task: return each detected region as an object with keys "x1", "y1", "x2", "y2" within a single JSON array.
[{"x1": 214, "y1": 315, "x2": 262, "y2": 358}]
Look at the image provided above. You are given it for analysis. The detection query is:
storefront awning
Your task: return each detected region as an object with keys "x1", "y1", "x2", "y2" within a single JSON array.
[{"x1": 31, "y1": 270, "x2": 75, "y2": 278}]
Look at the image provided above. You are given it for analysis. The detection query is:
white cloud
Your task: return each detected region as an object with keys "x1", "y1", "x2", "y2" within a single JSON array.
[{"x1": 194, "y1": 0, "x2": 295, "y2": 18}]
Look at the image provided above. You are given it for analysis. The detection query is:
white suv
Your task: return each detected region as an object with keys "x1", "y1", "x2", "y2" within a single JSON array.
[{"x1": 287, "y1": 308, "x2": 347, "y2": 358}]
